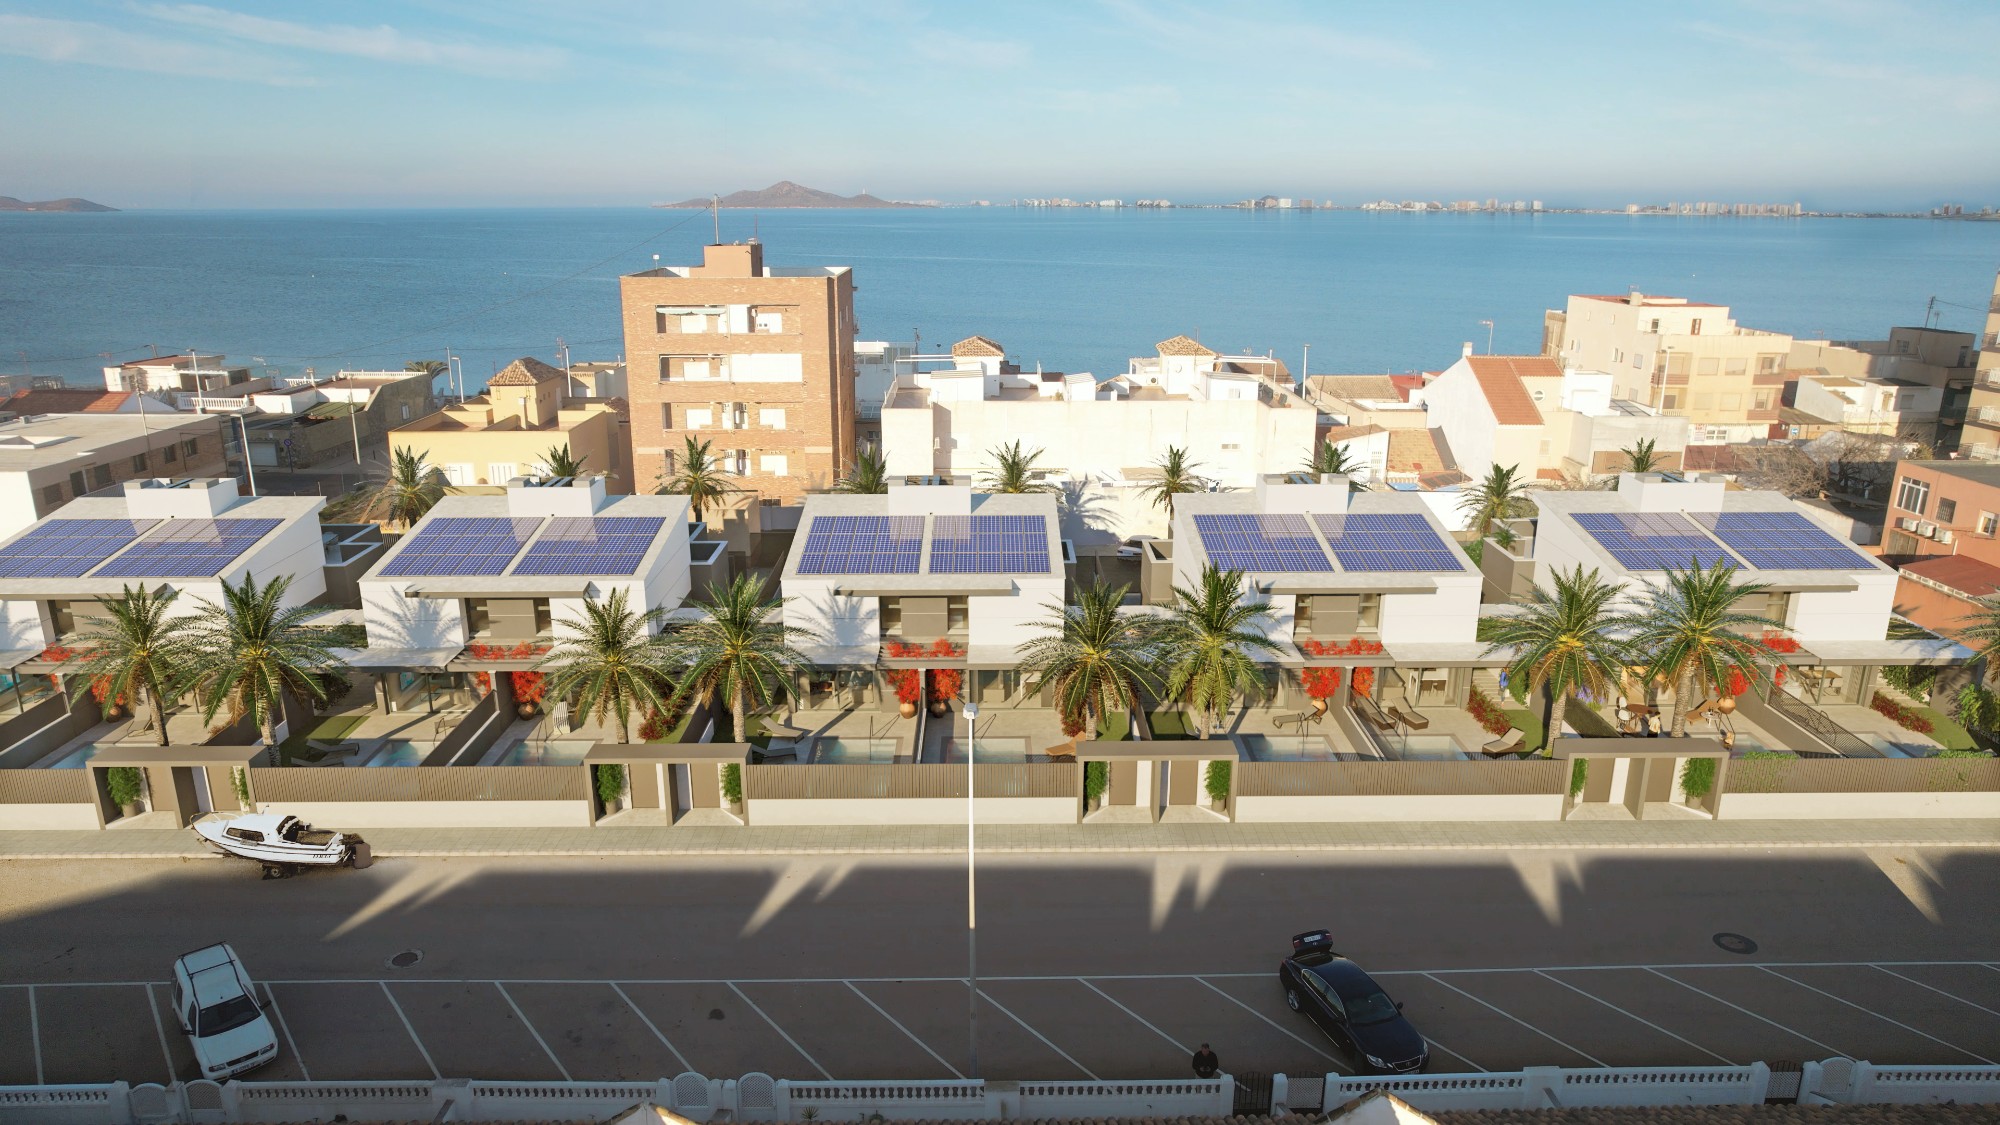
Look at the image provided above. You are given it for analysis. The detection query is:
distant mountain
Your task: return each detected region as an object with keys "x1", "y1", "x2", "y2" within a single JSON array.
[
  {"x1": 656, "y1": 181, "x2": 925, "y2": 209},
  {"x1": 0, "y1": 197, "x2": 117, "y2": 212}
]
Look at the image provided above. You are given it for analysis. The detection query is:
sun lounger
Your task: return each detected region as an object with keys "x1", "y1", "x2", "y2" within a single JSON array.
[
  {"x1": 1481, "y1": 728, "x2": 1525, "y2": 757},
  {"x1": 1388, "y1": 706, "x2": 1430, "y2": 731}
]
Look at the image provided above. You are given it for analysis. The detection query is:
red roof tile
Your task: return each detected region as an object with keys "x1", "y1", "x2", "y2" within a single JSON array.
[
  {"x1": 1900, "y1": 554, "x2": 2000, "y2": 599},
  {"x1": 4, "y1": 389, "x2": 136, "y2": 414},
  {"x1": 1463, "y1": 356, "x2": 1551, "y2": 425}
]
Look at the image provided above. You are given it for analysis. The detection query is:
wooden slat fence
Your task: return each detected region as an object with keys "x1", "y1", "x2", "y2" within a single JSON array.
[
  {"x1": 247, "y1": 766, "x2": 587, "y2": 803},
  {"x1": 1236, "y1": 761, "x2": 1567, "y2": 798},
  {"x1": 0, "y1": 771, "x2": 95, "y2": 804},
  {"x1": 1726, "y1": 757, "x2": 2000, "y2": 795},
  {"x1": 743, "y1": 763, "x2": 1079, "y2": 801}
]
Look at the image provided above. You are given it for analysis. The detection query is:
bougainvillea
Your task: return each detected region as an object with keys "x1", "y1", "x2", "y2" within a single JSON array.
[
  {"x1": 1352, "y1": 666, "x2": 1375, "y2": 699},
  {"x1": 509, "y1": 671, "x2": 547, "y2": 706},
  {"x1": 1300, "y1": 667, "x2": 1342, "y2": 700},
  {"x1": 927, "y1": 667, "x2": 964, "y2": 703},
  {"x1": 1466, "y1": 686, "x2": 1513, "y2": 736},
  {"x1": 465, "y1": 641, "x2": 551, "y2": 661},
  {"x1": 1298, "y1": 637, "x2": 1386, "y2": 657}
]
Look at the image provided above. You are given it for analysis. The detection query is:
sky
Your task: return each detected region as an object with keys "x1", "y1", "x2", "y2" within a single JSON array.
[{"x1": 1, "y1": 0, "x2": 1997, "y2": 210}]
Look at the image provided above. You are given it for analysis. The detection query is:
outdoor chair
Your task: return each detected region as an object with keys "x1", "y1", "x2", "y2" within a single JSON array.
[
  {"x1": 1274, "y1": 709, "x2": 1323, "y2": 730},
  {"x1": 1353, "y1": 700, "x2": 1397, "y2": 732},
  {"x1": 1684, "y1": 698, "x2": 1715, "y2": 724},
  {"x1": 1481, "y1": 728, "x2": 1525, "y2": 757},
  {"x1": 1388, "y1": 706, "x2": 1430, "y2": 731}
]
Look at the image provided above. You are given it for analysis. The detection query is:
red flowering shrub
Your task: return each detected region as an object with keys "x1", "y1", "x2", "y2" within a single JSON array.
[
  {"x1": 1299, "y1": 637, "x2": 1386, "y2": 657},
  {"x1": 1762, "y1": 632, "x2": 1802, "y2": 654},
  {"x1": 1352, "y1": 667, "x2": 1375, "y2": 699},
  {"x1": 1466, "y1": 686, "x2": 1513, "y2": 736},
  {"x1": 1870, "y1": 691, "x2": 1933, "y2": 734},
  {"x1": 886, "y1": 669, "x2": 922, "y2": 706},
  {"x1": 1726, "y1": 670, "x2": 1748, "y2": 698},
  {"x1": 928, "y1": 667, "x2": 964, "y2": 704},
  {"x1": 1300, "y1": 667, "x2": 1342, "y2": 700},
  {"x1": 466, "y1": 641, "x2": 551, "y2": 661},
  {"x1": 510, "y1": 671, "x2": 547, "y2": 706}
]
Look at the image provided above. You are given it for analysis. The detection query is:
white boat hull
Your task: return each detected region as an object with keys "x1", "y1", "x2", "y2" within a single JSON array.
[{"x1": 192, "y1": 814, "x2": 359, "y2": 868}]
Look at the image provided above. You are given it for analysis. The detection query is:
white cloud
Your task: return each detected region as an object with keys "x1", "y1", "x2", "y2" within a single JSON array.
[
  {"x1": 911, "y1": 29, "x2": 1030, "y2": 70},
  {"x1": 134, "y1": 4, "x2": 566, "y2": 74},
  {"x1": 0, "y1": 13, "x2": 310, "y2": 84},
  {"x1": 1100, "y1": 0, "x2": 1432, "y2": 70}
]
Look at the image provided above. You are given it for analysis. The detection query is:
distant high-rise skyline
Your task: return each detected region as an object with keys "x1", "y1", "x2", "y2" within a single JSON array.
[{"x1": 0, "y1": 0, "x2": 1996, "y2": 209}]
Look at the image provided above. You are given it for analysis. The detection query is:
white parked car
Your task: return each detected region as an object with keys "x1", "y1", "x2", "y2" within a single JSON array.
[{"x1": 171, "y1": 944, "x2": 279, "y2": 1079}]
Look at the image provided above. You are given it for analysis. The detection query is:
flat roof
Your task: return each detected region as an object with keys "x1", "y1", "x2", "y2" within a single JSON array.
[
  {"x1": 0, "y1": 413, "x2": 223, "y2": 471},
  {"x1": 1174, "y1": 491, "x2": 1470, "y2": 587},
  {"x1": 781, "y1": 493, "x2": 1062, "y2": 589},
  {"x1": 362, "y1": 492, "x2": 690, "y2": 592},
  {"x1": 0, "y1": 492, "x2": 320, "y2": 596},
  {"x1": 1533, "y1": 488, "x2": 1890, "y2": 585}
]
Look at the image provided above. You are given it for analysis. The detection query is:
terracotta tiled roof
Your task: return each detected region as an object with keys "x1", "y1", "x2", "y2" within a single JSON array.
[
  {"x1": 488, "y1": 357, "x2": 565, "y2": 386},
  {"x1": 4, "y1": 389, "x2": 137, "y2": 414},
  {"x1": 1323, "y1": 423, "x2": 1388, "y2": 442},
  {"x1": 1900, "y1": 554, "x2": 2000, "y2": 599},
  {"x1": 1463, "y1": 356, "x2": 1552, "y2": 426},
  {"x1": 1155, "y1": 334, "x2": 1217, "y2": 357},
  {"x1": 1307, "y1": 375, "x2": 1402, "y2": 402},
  {"x1": 952, "y1": 335, "x2": 1006, "y2": 358},
  {"x1": 1387, "y1": 427, "x2": 1450, "y2": 473}
]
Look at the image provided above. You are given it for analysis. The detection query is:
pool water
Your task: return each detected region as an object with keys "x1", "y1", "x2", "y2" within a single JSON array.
[
  {"x1": 812, "y1": 737, "x2": 899, "y2": 764},
  {"x1": 362, "y1": 740, "x2": 425, "y2": 767},
  {"x1": 1392, "y1": 735, "x2": 1468, "y2": 761},
  {"x1": 1239, "y1": 733, "x2": 1338, "y2": 761},
  {"x1": 487, "y1": 740, "x2": 594, "y2": 766},
  {"x1": 937, "y1": 736, "x2": 1031, "y2": 763},
  {"x1": 41, "y1": 742, "x2": 107, "y2": 769}
]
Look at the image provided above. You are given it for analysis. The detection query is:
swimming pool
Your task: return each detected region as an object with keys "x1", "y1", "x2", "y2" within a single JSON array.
[
  {"x1": 937, "y1": 736, "x2": 1031, "y2": 763},
  {"x1": 361, "y1": 740, "x2": 425, "y2": 767},
  {"x1": 1238, "y1": 733, "x2": 1339, "y2": 761},
  {"x1": 1390, "y1": 735, "x2": 1468, "y2": 761},
  {"x1": 811, "y1": 737, "x2": 899, "y2": 764},
  {"x1": 486, "y1": 740, "x2": 594, "y2": 766},
  {"x1": 40, "y1": 742, "x2": 107, "y2": 769}
]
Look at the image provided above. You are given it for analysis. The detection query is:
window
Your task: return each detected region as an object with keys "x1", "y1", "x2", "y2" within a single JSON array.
[
  {"x1": 69, "y1": 470, "x2": 86, "y2": 496},
  {"x1": 1753, "y1": 390, "x2": 1774, "y2": 410},
  {"x1": 131, "y1": 452, "x2": 148, "y2": 472},
  {"x1": 163, "y1": 443, "x2": 178, "y2": 464},
  {"x1": 1758, "y1": 355, "x2": 1781, "y2": 374},
  {"x1": 41, "y1": 483, "x2": 63, "y2": 506},
  {"x1": 1938, "y1": 498, "x2": 1958, "y2": 523},
  {"x1": 1691, "y1": 318, "x2": 1703, "y2": 335},
  {"x1": 752, "y1": 309, "x2": 784, "y2": 334},
  {"x1": 1631, "y1": 353, "x2": 1643, "y2": 369},
  {"x1": 1661, "y1": 394, "x2": 1679, "y2": 410},
  {"x1": 684, "y1": 408, "x2": 713, "y2": 430},
  {"x1": 1980, "y1": 512, "x2": 1998, "y2": 537},
  {"x1": 181, "y1": 439, "x2": 198, "y2": 457},
  {"x1": 1357, "y1": 593, "x2": 1381, "y2": 631},
  {"x1": 759, "y1": 408, "x2": 787, "y2": 429},
  {"x1": 1896, "y1": 476, "x2": 1931, "y2": 516},
  {"x1": 660, "y1": 404, "x2": 674, "y2": 430},
  {"x1": 401, "y1": 404, "x2": 411, "y2": 420},
  {"x1": 947, "y1": 596, "x2": 969, "y2": 633},
  {"x1": 1649, "y1": 319, "x2": 1661, "y2": 333},
  {"x1": 759, "y1": 454, "x2": 789, "y2": 476}
]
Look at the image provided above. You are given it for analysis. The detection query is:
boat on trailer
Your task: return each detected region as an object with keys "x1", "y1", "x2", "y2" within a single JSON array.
[{"x1": 192, "y1": 813, "x2": 369, "y2": 876}]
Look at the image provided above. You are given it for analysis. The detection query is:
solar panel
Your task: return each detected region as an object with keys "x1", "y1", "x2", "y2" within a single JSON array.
[
  {"x1": 929, "y1": 514, "x2": 1051, "y2": 574},
  {"x1": 1695, "y1": 511, "x2": 1874, "y2": 570},
  {"x1": 0, "y1": 519, "x2": 159, "y2": 578},
  {"x1": 96, "y1": 518, "x2": 283, "y2": 578},
  {"x1": 796, "y1": 515, "x2": 925, "y2": 575},
  {"x1": 1313, "y1": 512, "x2": 1463, "y2": 572},
  {"x1": 511, "y1": 516, "x2": 668, "y2": 576},
  {"x1": 1574, "y1": 511, "x2": 1736, "y2": 571},
  {"x1": 1192, "y1": 513, "x2": 1332, "y2": 572},
  {"x1": 380, "y1": 516, "x2": 543, "y2": 577}
]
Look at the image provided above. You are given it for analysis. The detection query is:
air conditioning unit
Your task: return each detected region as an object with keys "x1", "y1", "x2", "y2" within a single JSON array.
[
  {"x1": 1917, "y1": 521, "x2": 1937, "y2": 538},
  {"x1": 1937, "y1": 528, "x2": 1956, "y2": 545},
  {"x1": 1895, "y1": 516, "x2": 1919, "y2": 532}
]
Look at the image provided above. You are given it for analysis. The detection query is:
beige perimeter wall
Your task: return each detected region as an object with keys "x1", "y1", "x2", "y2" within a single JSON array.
[
  {"x1": 749, "y1": 796, "x2": 1076, "y2": 826},
  {"x1": 1233, "y1": 793, "x2": 1565, "y2": 823}
]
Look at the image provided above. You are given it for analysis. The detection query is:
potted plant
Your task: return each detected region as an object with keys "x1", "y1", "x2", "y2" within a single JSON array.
[
  {"x1": 1301, "y1": 667, "x2": 1341, "y2": 713},
  {"x1": 885, "y1": 668, "x2": 922, "y2": 718},
  {"x1": 511, "y1": 671, "x2": 546, "y2": 719},
  {"x1": 90, "y1": 675, "x2": 127, "y2": 721},
  {"x1": 106, "y1": 766, "x2": 145, "y2": 818},
  {"x1": 927, "y1": 667, "x2": 963, "y2": 717}
]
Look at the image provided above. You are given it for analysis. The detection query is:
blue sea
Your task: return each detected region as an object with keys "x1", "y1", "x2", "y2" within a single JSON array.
[{"x1": 2, "y1": 207, "x2": 1997, "y2": 390}]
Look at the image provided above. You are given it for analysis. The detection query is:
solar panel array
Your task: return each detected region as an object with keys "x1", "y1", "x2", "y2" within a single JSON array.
[
  {"x1": 1696, "y1": 511, "x2": 1873, "y2": 571},
  {"x1": 928, "y1": 514, "x2": 1051, "y2": 574},
  {"x1": 1192, "y1": 513, "x2": 1332, "y2": 572},
  {"x1": 0, "y1": 519, "x2": 158, "y2": 578},
  {"x1": 95, "y1": 518, "x2": 282, "y2": 578},
  {"x1": 512, "y1": 516, "x2": 667, "y2": 576},
  {"x1": 1313, "y1": 512, "x2": 1463, "y2": 572},
  {"x1": 796, "y1": 515, "x2": 926, "y2": 575},
  {"x1": 1574, "y1": 511, "x2": 1738, "y2": 571},
  {"x1": 381, "y1": 517, "x2": 544, "y2": 577}
]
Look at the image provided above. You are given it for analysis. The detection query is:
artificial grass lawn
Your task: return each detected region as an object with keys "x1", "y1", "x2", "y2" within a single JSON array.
[
  {"x1": 1501, "y1": 707, "x2": 1547, "y2": 756},
  {"x1": 1144, "y1": 710, "x2": 1194, "y2": 739},
  {"x1": 276, "y1": 713, "x2": 367, "y2": 765},
  {"x1": 1908, "y1": 706, "x2": 1976, "y2": 752},
  {"x1": 1096, "y1": 710, "x2": 1131, "y2": 742}
]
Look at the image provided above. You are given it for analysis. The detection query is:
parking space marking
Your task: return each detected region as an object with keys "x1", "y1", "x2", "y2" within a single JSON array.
[
  {"x1": 141, "y1": 985, "x2": 174, "y2": 1081},
  {"x1": 844, "y1": 981, "x2": 962, "y2": 1079},
  {"x1": 1760, "y1": 967, "x2": 1995, "y2": 1065},
  {"x1": 26, "y1": 985, "x2": 41, "y2": 1085},
  {"x1": 258, "y1": 984, "x2": 310, "y2": 1082},
  {"x1": 609, "y1": 982, "x2": 691, "y2": 1074},
  {"x1": 1079, "y1": 978, "x2": 1189, "y2": 1055},
  {"x1": 974, "y1": 987, "x2": 1100, "y2": 1081},
  {"x1": 1191, "y1": 977, "x2": 1350, "y2": 1073},
  {"x1": 493, "y1": 983, "x2": 571, "y2": 1081},
  {"x1": 378, "y1": 981, "x2": 440, "y2": 1080},
  {"x1": 1533, "y1": 971, "x2": 1732, "y2": 1065},
  {"x1": 1645, "y1": 969, "x2": 1845, "y2": 1058},
  {"x1": 1875, "y1": 966, "x2": 2000, "y2": 1019},
  {"x1": 726, "y1": 982, "x2": 829, "y2": 1081},
  {"x1": 1423, "y1": 973, "x2": 1605, "y2": 1068}
]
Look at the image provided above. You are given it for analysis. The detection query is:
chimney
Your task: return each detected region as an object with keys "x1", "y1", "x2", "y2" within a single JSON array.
[
  {"x1": 1461, "y1": 342, "x2": 1474, "y2": 358},
  {"x1": 1627, "y1": 290, "x2": 1644, "y2": 306}
]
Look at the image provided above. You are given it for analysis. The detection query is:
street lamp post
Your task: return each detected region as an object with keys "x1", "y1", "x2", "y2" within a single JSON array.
[{"x1": 963, "y1": 697, "x2": 979, "y2": 1077}]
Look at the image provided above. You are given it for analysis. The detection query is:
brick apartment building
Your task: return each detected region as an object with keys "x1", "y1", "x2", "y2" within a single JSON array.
[
  {"x1": 1882, "y1": 459, "x2": 2000, "y2": 636},
  {"x1": 619, "y1": 241, "x2": 856, "y2": 504}
]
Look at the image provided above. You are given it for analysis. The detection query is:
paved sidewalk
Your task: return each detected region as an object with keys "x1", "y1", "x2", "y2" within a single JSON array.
[{"x1": 2, "y1": 818, "x2": 1997, "y2": 860}]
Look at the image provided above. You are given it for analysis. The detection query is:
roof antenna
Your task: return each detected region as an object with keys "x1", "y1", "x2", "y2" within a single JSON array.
[{"x1": 712, "y1": 195, "x2": 720, "y2": 244}]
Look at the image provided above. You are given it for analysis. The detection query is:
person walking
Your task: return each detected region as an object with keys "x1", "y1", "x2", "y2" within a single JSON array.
[{"x1": 1191, "y1": 1042, "x2": 1220, "y2": 1078}]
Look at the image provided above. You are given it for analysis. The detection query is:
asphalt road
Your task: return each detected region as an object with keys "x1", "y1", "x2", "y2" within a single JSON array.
[{"x1": 1, "y1": 846, "x2": 1995, "y2": 1084}]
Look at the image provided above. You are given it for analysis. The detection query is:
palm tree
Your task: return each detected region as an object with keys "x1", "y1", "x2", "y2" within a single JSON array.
[
  {"x1": 404, "y1": 359, "x2": 448, "y2": 377},
  {"x1": 373, "y1": 445, "x2": 449, "y2": 529},
  {"x1": 536, "y1": 588, "x2": 678, "y2": 744},
  {"x1": 1016, "y1": 581, "x2": 1158, "y2": 737},
  {"x1": 177, "y1": 574, "x2": 349, "y2": 751},
  {"x1": 980, "y1": 440, "x2": 1053, "y2": 494},
  {"x1": 668, "y1": 574, "x2": 818, "y2": 747},
  {"x1": 1629, "y1": 560, "x2": 1786, "y2": 736},
  {"x1": 1623, "y1": 438, "x2": 1662, "y2": 474},
  {"x1": 658, "y1": 436, "x2": 737, "y2": 523},
  {"x1": 1482, "y1": 566, "x2": 1637, "y2": 754},
  {"x1": 1954, "y1": 598, "x2": 2000, "y2": 675},
  {"x1": 1303, "y1": 439, "x2": 1362, "y2": 478},
  {"x1": 1458, "y1": 463, "x2": 1534, "y2": 537},
  {"x1": 832, "y1": 444, "x2": 890, "y2": 494},
  {"x1": 1137, "y1": 446, "x2": 1210, "y2": 526},
  {"x1": 541, "y1": 442, "x2": 587, "y2": 478},
  {"x1": 67, "y1": 584, "x2": 191, "y2": 746},
  {"x1": 1155, "y1": 564, "x2": 1282, "y2": 737}
]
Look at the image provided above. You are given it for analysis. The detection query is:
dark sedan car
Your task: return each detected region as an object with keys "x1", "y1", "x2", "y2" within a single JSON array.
[{"x1": 1278, "y1": 930, "x2": 1429, "y2": 1074}]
